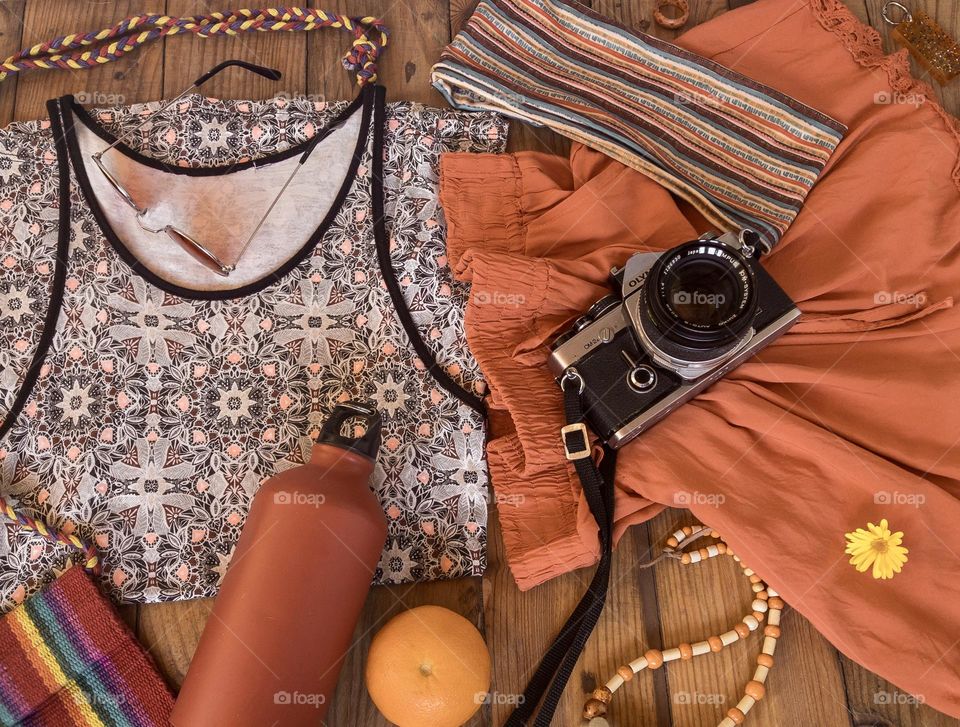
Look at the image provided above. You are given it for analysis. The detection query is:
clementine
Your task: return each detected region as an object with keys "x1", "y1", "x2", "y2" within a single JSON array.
[{"x1": 365, "y1": 605, "x2": 491, "y2": 727}]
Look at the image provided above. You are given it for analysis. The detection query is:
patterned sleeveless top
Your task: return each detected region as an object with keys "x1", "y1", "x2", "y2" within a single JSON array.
[{"x1": 0, "y1": 86, "x2": 506, "y2": 605}]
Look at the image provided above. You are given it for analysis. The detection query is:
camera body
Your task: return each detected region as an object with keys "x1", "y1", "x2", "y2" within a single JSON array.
[{"x1": 548, "y1": 231, "x2": 800, "y2": 449}]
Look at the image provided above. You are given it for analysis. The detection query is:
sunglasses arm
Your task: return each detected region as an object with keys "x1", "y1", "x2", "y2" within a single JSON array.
[{"x1": 93, "y1": 60, "x2": 282, "y2": 159}]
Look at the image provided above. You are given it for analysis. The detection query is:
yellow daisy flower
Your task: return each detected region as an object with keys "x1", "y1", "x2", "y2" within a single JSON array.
[{"x1": 844, "y1": 519, "x2": 908, "y2": 580}]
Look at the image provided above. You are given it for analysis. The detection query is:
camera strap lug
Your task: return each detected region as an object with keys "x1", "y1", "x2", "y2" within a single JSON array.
[{"x1": 560, "y1": 367, "x2": 585, "y2": 395}]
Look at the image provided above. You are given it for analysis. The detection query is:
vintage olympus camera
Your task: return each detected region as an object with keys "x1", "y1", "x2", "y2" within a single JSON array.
[{"x1": 548, "y1": 230, "x2": 800, "y2": 449}]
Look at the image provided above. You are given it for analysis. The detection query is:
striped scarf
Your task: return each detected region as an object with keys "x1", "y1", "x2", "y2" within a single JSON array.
[
  {"x1": 431, "y1": 0, "x2": 846, "y2": 246},
  {"x1": 0, "y1": 568, "x2": 173, "y2": 726}
]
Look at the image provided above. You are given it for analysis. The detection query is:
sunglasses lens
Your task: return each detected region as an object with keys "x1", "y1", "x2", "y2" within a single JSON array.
[{"x1": 164, "y1": 227, "x2": 231, "y2": 277}]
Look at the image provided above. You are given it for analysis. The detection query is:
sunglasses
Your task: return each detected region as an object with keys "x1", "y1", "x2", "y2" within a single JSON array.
[{"x1": 89, "y1": 60, "x2": 327, "y2": 278}]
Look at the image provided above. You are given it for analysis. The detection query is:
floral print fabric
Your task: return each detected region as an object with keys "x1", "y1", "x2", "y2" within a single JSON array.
[{"x1": 0, "y1": 91, "x2": 507, "y2": 606}]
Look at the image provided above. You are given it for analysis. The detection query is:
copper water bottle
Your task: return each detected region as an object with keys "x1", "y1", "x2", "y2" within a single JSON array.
[{"x1": 171, "y1": 402, "x2": 387, "y2": 727}]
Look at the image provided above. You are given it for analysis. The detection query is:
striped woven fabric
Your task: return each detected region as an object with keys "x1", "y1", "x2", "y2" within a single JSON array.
[
  {"x1": 0, "y1": 568, "x2": 173, "y2": 726},
  {"x1": 431, "y1": 0, "x2": 846, "y2": 246}
]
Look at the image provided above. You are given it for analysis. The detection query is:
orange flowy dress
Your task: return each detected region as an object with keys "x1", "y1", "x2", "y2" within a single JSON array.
[{"x1": 439, "y1": 0, "x2": 960, "y2": 716}]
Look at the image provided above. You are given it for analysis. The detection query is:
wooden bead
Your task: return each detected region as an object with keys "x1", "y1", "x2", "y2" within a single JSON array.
[
  {"x1": 644, "y1": 649, "x2": 664, "y2": 669},
  {"x1": 592, "y1": 686, "x2": 613, "y2": 704},
  {"x1": 679, "y1": 643, "x2": 693, "y2": 661},
  {"x1": 710, "y1": 529, "x2": 720, "y2": 538},
  {"x1": 752, "y1": 611, "x2": 765, "y2": 622},
  {"x1": 717, "y1": 542, "x2": 727, "y2": 554},
  {"x1": 764, "y1": 625, "x2": 781, "y2": 638},
  {"x1": 698, "y1": 547, "x2": 710, "y2": 559},
  {"x1": 680, "y1": 552, "x2": 692, "y2": 564},
  {"x1": 749, "y1": 574, "x2": 762, "y2": 584},
  {"x1": 752, "y1": 599, "x2": 768, "y2": 613},
  {"x1": 584, "y1": 698, "x2": 607, "y2": 718},
  {"x1": 734, "y1": 623, "x2": 751, "y2": 639},
  {"x1": 757, "y1": 653, "x2": 774, "y2": 668},
  {"x1": 708, "y1": 636, "x2": 724, "y2": 653},
  {"x1": 745, "y1": 680, "x2": 766, "y2": 700},
  {"x1": 666, "y1": 536, "x2": 679, "y2": 548},
  {"x1": 727, "y1": 707, "x2": 746, "y2": 724},
  {"x1": 768, "y1": 597, "x2": 784, "y2": 610},
  {"x1": 756, "y1": 590, "x2": 768, "y2": 600},
  {"x1": 682, "y1": 525, "x2": 693, "y2": 536},
  {"x1": 751, "y1": 582, "x2": 764, "y2": 593},
  {"x1": 617, "y1": 665, "x2": 634, "y2": 681}
]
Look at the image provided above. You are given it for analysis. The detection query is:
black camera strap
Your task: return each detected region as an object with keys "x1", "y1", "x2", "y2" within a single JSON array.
[{"x1": 504, "y1": 382, "x2": 616, "y2": 727}]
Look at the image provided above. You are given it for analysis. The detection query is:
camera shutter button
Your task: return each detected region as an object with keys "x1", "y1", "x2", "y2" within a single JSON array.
[{"x1": 628, "y1": 364, "x2": 657, "y2": 393}]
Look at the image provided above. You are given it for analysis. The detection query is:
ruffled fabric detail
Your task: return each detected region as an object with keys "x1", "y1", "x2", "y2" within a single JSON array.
[{"x1": 440, "y1": 154, "x2": 619, "y2": 587}]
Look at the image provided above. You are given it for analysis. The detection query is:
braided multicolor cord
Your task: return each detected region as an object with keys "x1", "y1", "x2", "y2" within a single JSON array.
[
  {"x1": 0, "y1": 7, "x2": 389, "y2": 86},
  {"x1": 0, "y1": 495, "x2": 100, "y2": 574}
]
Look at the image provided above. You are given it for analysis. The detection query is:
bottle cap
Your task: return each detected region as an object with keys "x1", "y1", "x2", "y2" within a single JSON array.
[{"x1": 317, "y1": 401, "x2": 383, "y2": 459}]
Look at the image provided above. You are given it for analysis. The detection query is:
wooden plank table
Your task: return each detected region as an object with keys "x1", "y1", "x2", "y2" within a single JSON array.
[{"x1": 0, "y1": 1, "x2": 958, "y2": 725}]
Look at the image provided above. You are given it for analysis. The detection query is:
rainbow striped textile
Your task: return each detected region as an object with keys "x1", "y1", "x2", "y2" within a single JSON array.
[
  {"x1": 431, "y1": 0, "x2": 846, "y2": 247},
  {"x1": 0, "y1": 568, "x2": 172, "y2": 726}
]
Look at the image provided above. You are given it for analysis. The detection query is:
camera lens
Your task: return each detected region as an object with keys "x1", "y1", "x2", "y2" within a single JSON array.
[{"x1": 644, "y1": 241, "x2": 756, "y2": 350}]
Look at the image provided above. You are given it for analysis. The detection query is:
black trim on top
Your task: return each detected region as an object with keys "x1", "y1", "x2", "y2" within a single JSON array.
[
  {"x1": 0, "y1": 100, "x2": 73, "y2": 442},
  {"x1": 66, "y1": 88, "x2": 370, "y2": 176},
  {"x1": 369, "y1": 87, "x2": 487, "y2": 416},
  {"x1": 61, "y1": 86, "x2": 373, "y2": 300}
]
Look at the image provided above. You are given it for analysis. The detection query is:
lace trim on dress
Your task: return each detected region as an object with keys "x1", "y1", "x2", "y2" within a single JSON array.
[{"x1": 808, "y1": 0, "x2": 960, "y2": 189}]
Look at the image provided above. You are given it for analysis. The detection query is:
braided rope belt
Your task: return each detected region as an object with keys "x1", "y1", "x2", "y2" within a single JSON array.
[
  {"x1": 0, "y1": 7, "x2": 389, "y2": 85},
  {"x1": 0, "y1": 495, "x2": 100, "y2": 573}
]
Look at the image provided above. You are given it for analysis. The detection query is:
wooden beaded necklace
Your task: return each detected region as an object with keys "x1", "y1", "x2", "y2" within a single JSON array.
[{"x1": 582, "y1": 524, "x2": 784, "y2": 727}]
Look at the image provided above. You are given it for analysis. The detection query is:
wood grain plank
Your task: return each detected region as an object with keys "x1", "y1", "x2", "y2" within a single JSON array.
[
  {"x1": 648, "y1": 510, "x2": 851, "y2": 727},
  {"x1": 484, "y1": 510, "x2": 662, "y2": 725},
  {"x1": 307, "y1": 0, "x2": 450, "y2": 105},
  {"x1": 14, "y1": 0, "x2": 165, "y2": 121},
  {"x1": 450, "y1": 0, "x2": 480, "y2": 36},
  {"x1": 162, "y1": 2, "x2": 306, "y2": 99},
  {"x1": 839, "y1": 653, "x2": 960, "y2": 727},
  {"x1": 136, "y1": 597, "x2": 210, "y2": 687},
  {"x1": 844, "y1": 0, "x2": 872, "y2": 25},
  {"x1": 591, "y1": 0, "x2": 728, "y2": 41},
  {"x1": 0, "y1": 1, "x2": 25, "y2": 125}
]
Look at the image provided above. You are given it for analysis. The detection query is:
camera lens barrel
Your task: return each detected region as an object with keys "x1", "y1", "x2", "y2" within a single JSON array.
[{"x1": 642, "y1": 240, "x2": 757, "y2": 352}]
